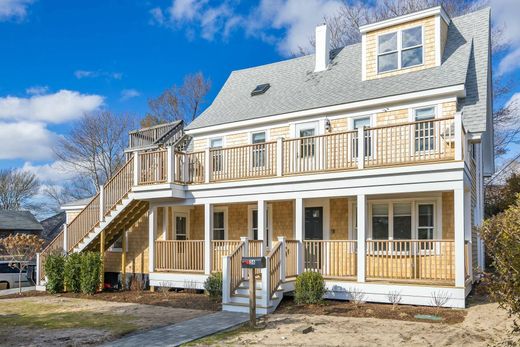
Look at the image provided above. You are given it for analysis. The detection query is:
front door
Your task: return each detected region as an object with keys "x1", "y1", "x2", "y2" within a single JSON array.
[
  {"x1": 174, "y1": 213, "x2": 188, "y2": 240},
  {"x1": 305, "y1": 207, "x2": 323, "y2": 240},
  {"x1": 304, "y1": 207, "x2": 324, "y2": 271}
]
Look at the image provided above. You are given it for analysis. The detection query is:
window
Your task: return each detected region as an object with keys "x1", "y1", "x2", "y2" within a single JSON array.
[
  {"x1": 251, "y1": 208, "x2": 269, "y2": 241},
  {"x1": 251, "y1": 132, "x2": 266, "y2": 168},
  {"x1": 299, "y1": 127, "x2": 316, "y2": 158},
  {"x1": 210, "y1": 138, "x2": 223, "y2": 172},
  {"x1": 110, "y1": 236, "x2": 123, "y2": 252},
  {"x1": 393, "y1": 203, "x2": 412, "y2": 240},
  {"x1": 377, "y1": 26, "x2": 423, "y2": 74},
  {"x1": 175, "y1": 214, "x2": 187, "y2": 240},
  {"x1": 414, "y1": 107, "x2": 436, "y2": 152},
  {"x1": 372, "y1": 204, "x2": 389, "y2": 240},
  {"x1": 213, "y1": 211, "x2": 225, "y2": 240},
  {"x1": 417, "y1": 204, "x2": 434, "y2": 239},
  {"x1": 353, "y1": 117, "x2": 372, "y2": 157}
]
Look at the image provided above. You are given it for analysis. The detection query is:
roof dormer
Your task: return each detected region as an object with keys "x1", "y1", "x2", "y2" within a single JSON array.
[{"x1": 360, "y1": 6, "x2": 450, "y2": 81}]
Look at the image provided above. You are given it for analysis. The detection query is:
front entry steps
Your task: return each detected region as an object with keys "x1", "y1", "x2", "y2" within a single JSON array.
[{"x1": 222, "y1": 279, "x2": 287, "y2": 315}]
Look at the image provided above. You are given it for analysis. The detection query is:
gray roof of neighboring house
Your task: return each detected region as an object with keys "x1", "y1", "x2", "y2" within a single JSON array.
[
  {"x1": 40, "y1": 212, "x2": 65, "y2": 242},
  {"x1": 186, "y1": 8, "x2": 490, "y2": 133},
  {"x1": 0, "y1": 211, "x2": 43, "y2": 231},
  {"x1": 61, "y1": 197, "x2": 93, "y2": 209}
]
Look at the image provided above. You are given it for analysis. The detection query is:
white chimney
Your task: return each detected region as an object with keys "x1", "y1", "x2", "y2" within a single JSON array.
[{"x1": 314, "y1": 24, "x2": 330, "y2": 72}]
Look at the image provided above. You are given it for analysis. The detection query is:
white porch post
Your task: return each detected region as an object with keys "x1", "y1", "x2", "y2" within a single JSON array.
[
  {"x1": 204, "y1": 148, "x2": 211, "y2": 183},
  {"x1": 148, "y1": 206, "x2": 156, "y2": 274},
  {"x1": 241, "y1": 236, "x2": 249, "y2": 278},
  {"x1": 204, "y1": 203, "x2": 213, "y2": 275},
  {"x1": 278, "y1": 236, "x2": 286, "y2": 282},
  {"x1": 295, "y1": 198, "x2": 304, "y2": 274},
  {"x1": 356, "y1": 194, "x2": 366, "y2": 282},
  {"x1": 276, "y1": 138, "x2": 283, "y2": 177},
  {"x1": 36, "y1": 253, "x2": 41, "y2": 286},
  {"x1": 464, "y1": 186, "x2": 473, "y2": 280},
  {"x1": 454, "y1": 188, "x2": 466, "y2": 287},
  {"x1": 99, "y1": 185, "x2": 104, "y2": 222},
  {"x1": 258, "y1": 199, "x2": 267, "y2": 254},
  {"x1": 133, "y1": 152, "x2": 140, "y2": 186},
  {"x1": 357, "y1": 127, "x2": 365, "y2": 169},
  {"x1": 455, "y1": 112, "x2": 463, "y2": 161},
  {"x1": 63, "y1": 224, "x2": 68, "y2": 254}
]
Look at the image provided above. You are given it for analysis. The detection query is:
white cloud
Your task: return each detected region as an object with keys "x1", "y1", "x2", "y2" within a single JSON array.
[
  {"x1": 0, "y1": 89, "x2": 104, "y2": 123},
  {"x1": 0, "y1": 0, "x2": 33, "y2": 22},
  {"x1": 491, "y1": 0, "x2": 520, "y2": 75},
  {"x1": 120, "y1": 88, "x2": 140, "y2": 101},
  {"x1": 149, "y1": 0, "x2": 342, "y2": 56},
  {"x1": 25, "y1": 85, "x2": 49, "y2": 95},
  {"x1": 22, "y1": 160, "x2": 79, "y2": 184},
  {"x1": 74, "y1": 69, "x2": 123, "y2": 80},
  {"x1": 0, "y1": 121, "x2": 56, "y2": 161}
]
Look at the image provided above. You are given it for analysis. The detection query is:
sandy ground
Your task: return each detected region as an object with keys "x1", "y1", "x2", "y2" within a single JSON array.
[
  {"x1": 0, "y1": 296, "x2": 210, "y2": 347},
  {"x1": 207, "y1": 302, "x2": 518, "y2": 346}
]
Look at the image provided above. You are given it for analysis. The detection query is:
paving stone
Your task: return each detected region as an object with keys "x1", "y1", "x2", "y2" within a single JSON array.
[{"x1": 102, "y1": 311, "x2": 249, "y2": 347}]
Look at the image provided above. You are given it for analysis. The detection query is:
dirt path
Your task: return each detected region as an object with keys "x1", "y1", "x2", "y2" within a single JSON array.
[
  {"x1": 201, "y1": 302, "x2": 518, "y2": 346},
  {"x1": 0, "y1": 296, "x2": 210, "y2": 346}
]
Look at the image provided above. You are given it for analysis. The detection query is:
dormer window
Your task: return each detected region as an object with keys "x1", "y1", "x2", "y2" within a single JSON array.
[{"x1": 377, "y1": 26, "x2": 423, "y2": 74}]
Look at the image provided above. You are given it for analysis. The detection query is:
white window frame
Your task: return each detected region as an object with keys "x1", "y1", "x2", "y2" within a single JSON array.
[
  {"x1": 212, "y1": 207, "x2": 228, "y2": 240},
  {"x1": 376, "y1": 25, "x2": 424, "y2": 74},
  {"x1": 366, "y1": 198, "x2": 441, "y2": 240},
  {"x1": 247, "y1": 204, "x2": 273, "y2": 244},
  {"x1": 173, "y1": 211, "x2": 190, "y2": 240}
]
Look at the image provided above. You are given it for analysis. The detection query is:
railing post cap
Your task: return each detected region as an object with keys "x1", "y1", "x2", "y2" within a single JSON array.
[
  {"x1": 277, "y1": 236, "x2": 286, "y2": 242},
  {"x1": 240, "y1": 236, "x2": 248, "y2": 242}
]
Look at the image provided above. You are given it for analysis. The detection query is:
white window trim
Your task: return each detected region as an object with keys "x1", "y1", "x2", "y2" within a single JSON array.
[
  {"x1": 249, "y1": 130, "x2": 269, "y2": 144},
  {"x1": 247, "y1": 204, "x2": 273, "y2": 243},
  {"x1": 366, "y1": 197, "x2": 442, "y2": 240},
  {"x1": 212, "y1": 206, "x2": 228, "y2": 240},
  {"x1": 108, "y1": 231, "x2": 128, "y2": 252},
  {"x1": 376, "y1": 25, "x2": 425, "y2": 75},
  {"x1": 293, "y1": 121, "x2": 321, "y2": 138},
  {"x1": 173, "y1": 211, "x2": 190, "y2": 240},
  {"x1": 208, "y1": 136, "x2": 225, "y2": 149}
]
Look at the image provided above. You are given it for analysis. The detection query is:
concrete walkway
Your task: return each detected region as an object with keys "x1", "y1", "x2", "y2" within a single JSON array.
[
  {"x1": 103, "y1": 311, "x2": 249, "y2": 347},
  {"x1": 0, "y1": 286, "x2": 35, "y2": 296}
]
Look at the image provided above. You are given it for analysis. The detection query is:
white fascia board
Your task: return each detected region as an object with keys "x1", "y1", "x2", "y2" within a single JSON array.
[
  {"x1": 61, "y1": 205, "x2": 87, "y2": 211},
  {"x1": 185, "y1": 84, "x2": 465, "y2": 136},
  {"x1": 359, "y1": 6, "x2": 450, "y2": 34}
]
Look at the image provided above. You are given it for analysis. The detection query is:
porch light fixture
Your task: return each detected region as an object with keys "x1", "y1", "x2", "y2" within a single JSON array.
[{"x1": 325, "y1": 118, "x2": 331, "y2": 132}]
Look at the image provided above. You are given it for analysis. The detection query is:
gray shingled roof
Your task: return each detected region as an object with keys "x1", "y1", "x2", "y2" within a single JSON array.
[
  {"x1": 187, "y1": 8, "x2": 490, "y2": 133},
  {"x1": 62, "y1": 197, "x2": 93, "y2": 208},
  {"x1": 0, "y1": 211, "x2": 43, "y2": 231}
]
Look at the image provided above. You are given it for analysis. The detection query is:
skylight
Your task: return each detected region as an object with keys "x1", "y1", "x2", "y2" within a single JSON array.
[{"x1": 251, "y1": 83, "x2": 270, "y2": 96}]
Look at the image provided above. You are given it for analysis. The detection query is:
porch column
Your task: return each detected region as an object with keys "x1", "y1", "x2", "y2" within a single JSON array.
[
  {"x1": 99, "y1": 230, "x2": 105, "y2": 291},
  {"x1": 454, "y1": 188, "x2": 466, "y2": 287},
  {"x1": 356, "y1": 194, "x2": 366, "y2": 283},
  {"x1": 464, "y1": 186, "x2": 473, "y2": 280},
  {"x1": 257, "y1": 199, "x2": 267, "y2": 254},
  {"x1": 295, "y1": 198, "x2": 304, "y2": 274},
  {"x1": 148, "y1": 207, "x2": 156, "y2": 275},
  {"x1": 63, "y1": 224, "x2": 68, "y2": 254},
  {"x1": 204, "y1": 203, "x2": 213, "y2": 275},
  {"x1": 121, "y1": 230, "x2": 127, "y2": 290}
]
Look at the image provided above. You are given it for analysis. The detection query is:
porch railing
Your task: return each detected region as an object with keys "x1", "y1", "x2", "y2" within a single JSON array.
[
  {"x1": 285, "y1": 240, "x2": 299, "y2": 278},
  {"x1": 155, "y1": 240, "x2": 204, "y2": 272},
  {"x1": 228, "y1": 242, "x2": 245, "y2": 294},
  {"x1": 137, "y1": 117, "x2": 462, "y2": 186},
  {"x1": 248, "y1": 240, "x2": 263, "y2": 257},
  {"x1": 365, "y1": 240, "x2": 455, "y2": 282},
  {"x1": 38, "y1": 230, "x2": 64, "y2": 282},
  {"x1": 268, "y1": 241, "x2": 283, "y2": 298},
  {"x1": 67, "y1": 194, "x2": 100, "y2": 251},
  {"x1": 304, "y1": 240, "x2": 357, "y2": 278},
  {"x1": 211, "y1": 240, "x2": 241, "y2": 272},
  {"x1": 103, "y1": 157, "x2": 134, "y2": 216}
]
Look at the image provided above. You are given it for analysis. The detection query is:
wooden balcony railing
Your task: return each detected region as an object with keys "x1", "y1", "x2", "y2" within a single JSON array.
[
  {"x1": 304, "y1": 240, "x2": 357, "y2": 278},
  {"x1": 129, "y1": 121, "x2": 182, "y2": 149},
  {"x1": 248, "y1": 240, "x2": 263, "y2": 257},
  {"x1": 211, "y1": 240, "x2": 241, "y2": 272},
  {"x1": 39, "y1": 231, "x2": 64, "y2": 282},
  {"x1": 139, "y1": 150, "x2": 167, "y2": 184},
  {"x1": 209, "y1": 142, "x2": 277, "y2": 182},
  {"x1": 365, "y1": 240, "x2": 455, "y2": 283},
  {"x1": 137, "y1": 117, "x2": 463, "y2": 186},
  {"x1": 155, "y1": 240, "x2": 204, "y2": 272},
  {"x1": 364, "y1": 117, "x2": 455, "y2": 167}
]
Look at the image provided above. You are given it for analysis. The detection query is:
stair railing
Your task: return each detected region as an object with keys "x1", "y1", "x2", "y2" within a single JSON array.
[
  {"x1": 222, "y1": 241, "x2": 245, "y2": 304},
  {"x1": 262, "y1": 237, "x2": 286, "y2": 307},
  {"x1": 66, "y1": 156, "x2": 135, "y2": 252}
]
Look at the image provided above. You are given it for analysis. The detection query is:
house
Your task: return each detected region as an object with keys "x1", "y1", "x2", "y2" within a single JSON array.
[
  {"x1": 40, "y1": 212, "x2": 66, "y2": 246},
  {"x1": 0, "y1": 211, "x2": 43, "y2": 239},
  {"x1": 37, "y1": 6, "x2": 492, "y2": 312}
]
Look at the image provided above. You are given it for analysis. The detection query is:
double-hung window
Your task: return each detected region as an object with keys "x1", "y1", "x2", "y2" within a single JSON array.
[
  {"x1": 213, "y1": 211, "x2": 225, "y2": 240},
  {"x1": 210, "y1": 138, "x2": 223, "y2": 172},
  {"x1": 414, "y1": 107, "x2": 436, "y2": 152},
  {"x1": 377, "y1": 26, "x2": 423, "y2": 73},
  {"x1": 251, "y1": 132, "x2": 266, "y2": 168},
  {"x1": 353, "y1": 117, "x2": 372, "y2": 158}
]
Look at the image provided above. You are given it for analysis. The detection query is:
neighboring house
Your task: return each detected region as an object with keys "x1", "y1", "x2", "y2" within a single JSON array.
[
  {"x1": 0, "y1": 211, "x2": 43, "y2": 239},
  {"x1": 38, "y1": 7, "x2": 492, "y2": 312},
  {"x1": 40, "y1": 212, "x2": 66, "y2": 246}
]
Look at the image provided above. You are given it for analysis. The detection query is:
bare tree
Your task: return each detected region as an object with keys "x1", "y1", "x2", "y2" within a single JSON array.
[
  {"x1": 0, "y1": 169, "x2": 40, "y2": 211},
  {"x1": 54, "y1": 111, "x2": 134, "y2": 196},
  {"x1": 146, "y1": 72, "x2": 211, "y2": 126}
]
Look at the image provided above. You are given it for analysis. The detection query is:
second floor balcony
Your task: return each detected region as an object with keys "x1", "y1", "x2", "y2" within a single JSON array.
[{"x1": 135, "y1": 116, "x2": 468, "y2": 186}]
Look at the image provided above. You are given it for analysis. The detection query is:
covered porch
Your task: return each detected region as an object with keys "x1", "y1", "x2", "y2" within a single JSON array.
[{"x1": 148, "y1": 190, "x2": 471, "y2": 288}]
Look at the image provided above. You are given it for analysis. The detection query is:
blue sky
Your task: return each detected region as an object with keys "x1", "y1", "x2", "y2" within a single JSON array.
[{"x1": 0, "y1": 0, "x2": 519, "y2": 202}]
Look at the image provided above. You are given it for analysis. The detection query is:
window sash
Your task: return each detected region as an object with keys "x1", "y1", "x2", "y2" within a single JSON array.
[{"x1": 377, "y1": 26, "x2": 423, "y2": 73}]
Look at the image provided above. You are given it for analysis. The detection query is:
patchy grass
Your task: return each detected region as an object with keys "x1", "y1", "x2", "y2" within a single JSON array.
[
  {"x1": 0, "y1": 300, "x2": 138, "y2": 336},
  {"x1": 182, "y1": 324, "x2": 256, "y2": 346}
]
